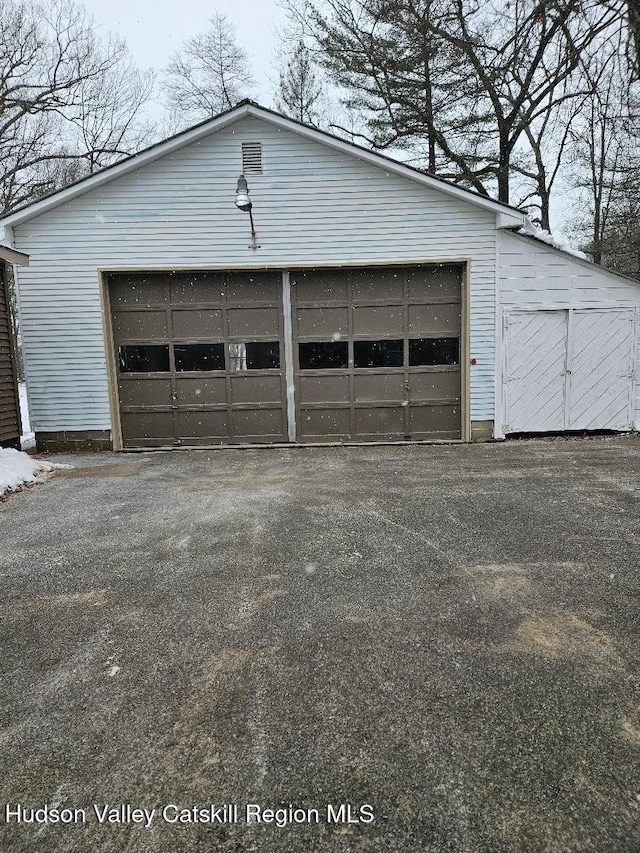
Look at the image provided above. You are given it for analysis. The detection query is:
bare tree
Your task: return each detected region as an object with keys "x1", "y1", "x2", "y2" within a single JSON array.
[
  {"x1": 596, "y1": 177, "x2": 640, "y2": 277},
  {"x1": 64, "y1": 54, "x2": 156, "y2": 175},
  {"x1": 514, "y1": 88, "x2": 588, "y2": 230},
  {"x1": 569, "y1": 42, "x2": 639, "y2": 267},
  {"x1": 427, "y1": 0, "x2": 623, "y2": 204},
  {"x1": 163, "y1": 13, "x2": 255, "y2": 127},
  {"x1": 0, "y1": 0, "x2": 155, "y2": 213}
]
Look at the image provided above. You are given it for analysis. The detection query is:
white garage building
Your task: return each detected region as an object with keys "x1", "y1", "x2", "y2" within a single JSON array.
[{"x1": 0, "y1": 102, "x2": 638, "y2": 451}]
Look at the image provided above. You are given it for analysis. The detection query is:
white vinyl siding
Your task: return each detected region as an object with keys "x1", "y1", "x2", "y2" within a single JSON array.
[
  {"x1": 498, "y1": 230, "x2": 640, "y2": 433},
  {"x1": 13, "y1": 116, "x2": 498, "y2": 433},
  {"x1": 498, "y1": 231, "x2": 640, "y2": 308}
]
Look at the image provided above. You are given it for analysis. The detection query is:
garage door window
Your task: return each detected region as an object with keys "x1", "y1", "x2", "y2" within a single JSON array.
[
  {"x1": 409, "y1": 337, "x2": 459, "y2": 366},
  {"x1": 354, "y1": 339, "x2": 403, "y2": 368},
  {"x1": 175, "y1": 343, "x2": 225, "y2": 372},
  {"x1": 118, "y1": 345, "x2": 170, "y2": 373},
  {"x1": 229, "y1": 342, "x2": 280, "y2": 370},
  {"x1": 299, "y1": 341, "x2": 348, "y2": 369}
]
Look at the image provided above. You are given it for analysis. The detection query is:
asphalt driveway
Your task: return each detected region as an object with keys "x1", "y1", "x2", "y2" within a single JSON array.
[{"x1": 0, "y1": 438, "x2": 639, "y2": 852}]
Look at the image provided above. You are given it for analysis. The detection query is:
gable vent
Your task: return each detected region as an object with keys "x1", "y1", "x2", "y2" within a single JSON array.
[{"x1": 241, "y1": 142, "x2": 263, "y2": 174}]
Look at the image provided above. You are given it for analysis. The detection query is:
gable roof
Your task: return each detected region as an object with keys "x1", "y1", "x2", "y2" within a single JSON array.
[{"x1": 0, "y1": 100, "x2": 525, "y2": 230}]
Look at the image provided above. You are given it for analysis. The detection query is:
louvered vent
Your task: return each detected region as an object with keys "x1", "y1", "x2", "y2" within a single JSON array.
[{"x1": 241, "y1": 142, "x2": 263, "y2": 174}]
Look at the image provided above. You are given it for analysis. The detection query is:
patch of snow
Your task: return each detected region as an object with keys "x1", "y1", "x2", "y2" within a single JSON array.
[
  {"x1": 519, "y1": 217, "x2": 588, "y2": 260},
  {"x1": 18, "y1": 382, "x2": 35, "y2": 450},
  {"x1": 0, "y1": 448, "x2": 71, "y2": 498}
]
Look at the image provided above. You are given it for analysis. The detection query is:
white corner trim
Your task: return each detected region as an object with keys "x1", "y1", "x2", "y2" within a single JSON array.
[{"x1": 493, "y1": 231, "x2": 505, "y2": 440}]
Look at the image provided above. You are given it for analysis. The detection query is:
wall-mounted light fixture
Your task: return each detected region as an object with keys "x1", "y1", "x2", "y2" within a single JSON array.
[{"x1": 235, "y1": 174, "x2": 258, "y2": 250}]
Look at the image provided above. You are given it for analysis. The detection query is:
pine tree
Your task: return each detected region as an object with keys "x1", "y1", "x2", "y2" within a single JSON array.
[{"x1": 276, "y1": 40, "x2": 324, "y2": 126}]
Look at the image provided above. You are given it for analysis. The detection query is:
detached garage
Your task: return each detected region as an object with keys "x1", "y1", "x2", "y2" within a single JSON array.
[{"x1": 0, "y1": 102, "x2": 637, "y2": 451}]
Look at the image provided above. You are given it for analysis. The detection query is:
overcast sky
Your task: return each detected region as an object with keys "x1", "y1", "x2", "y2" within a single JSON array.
[{"x1": 81, "y1": 0, "x2": 288, "y2": 107}]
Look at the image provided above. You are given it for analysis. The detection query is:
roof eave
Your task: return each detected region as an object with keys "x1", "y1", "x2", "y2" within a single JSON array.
[{"x1": 0, "y1": 244, "x2": 29, "y2": 266}]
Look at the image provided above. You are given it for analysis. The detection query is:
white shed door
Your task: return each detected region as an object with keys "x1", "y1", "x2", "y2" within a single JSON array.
[
  {"x1": 505, "y1": 308, "x2": 635, "y2": 433},
  {"x1": 505, "y1": 310, "x2": 568, "y2": 432},
  {"x1": 568, "y1": 309, "x2": 634, "y2": 430}
]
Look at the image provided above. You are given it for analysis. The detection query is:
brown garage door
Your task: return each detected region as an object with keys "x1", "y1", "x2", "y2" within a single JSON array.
[
  {"x1": 292, "y1": 265, "x2": 462, "y2": 441},
  {"x1": 109, "y1": 271, "x2": 287, "y2": 447}
]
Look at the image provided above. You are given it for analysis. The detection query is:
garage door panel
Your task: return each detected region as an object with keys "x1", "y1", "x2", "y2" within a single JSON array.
[
  {"x1": 175, "y1": 410, "x2": 229, "y2": 439},
  {"x1": 114, "y1": 310, "x2": 168, "y2": 341},
  {"x1": 118, "y1": 378, "x2": 173, "y2": 407},
  {"x1": 112, "y1": 264, "x2": 464, "y2": 447},
  {"x1": 299, "y1": 407, "x2": 351, "y2": 438},
  {"x1": 508, "y1": 312, "x2": 566, "y2": 378},
  {"x1": 230, "y1": 375, "x2": 283, "y2": 404},
  {"x1": 171, "y1": 309, "x2": 224, "y2": 339},
  {"x1": 296, "y1": 307, "x2": 349, "y2": 338},
  {"x1": 354, "y1": 373, "x2": 404, "y2": 402},
  {"x1": 121, "y1": 411, "x2": 174, "y2": 444},
  {"x1": 409, "y1": 404, "x2": 460, "y2": 437},
  {"x1": 111, "y1": 276, "x2": 168, "y2": 306},
  {"x1": 407, "y1": 265, "x2": 461, "y2": 300},
  {"x1": 355, "y1": 406, "x2": 405, "y2": 436},
  {"x1": 353, "y1": 306, "x2": 404, "y2": 336},
  {"x1": 226, "y1": 272, "x2": 280, "y2": 302},
  {"x1": 352, "y1": 268, "x2": 403, "y2": 301},
  {"x1": 227, "y1": 307, "x2": 280, "y2": 338},
  {"x1": 408, "y1": 303, "x2": 460, "y2": 335},
  {"x1": 231, "y1": 408, "x2": 285, "y2": 440},
  {"x1": 168, "y1": 272, "x2": 224, "y2": 304},
  {"x1": 298, "y1": 374, "x2": 350, "y2": 404},
  {"x1": 175, "y1": 377, "x2": 227, "y2": 405},
  {"x1": 294, "y1": 271, "x2": 348, "y2": 303},
  {"x1": 409, "y1": 370, "x2": 460, "y2": 402}
]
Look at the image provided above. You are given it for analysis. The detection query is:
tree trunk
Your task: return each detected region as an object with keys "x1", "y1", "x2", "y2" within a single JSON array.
[
  {"x1": 539, "y1": 190, "x2": 551, "y2": 232},
  {"x1": 423, "y1": 4, "x2": 437, "y2": 173},
  {"x1": 592, "y1": 203, "x2": 602, "y2": 264}
]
